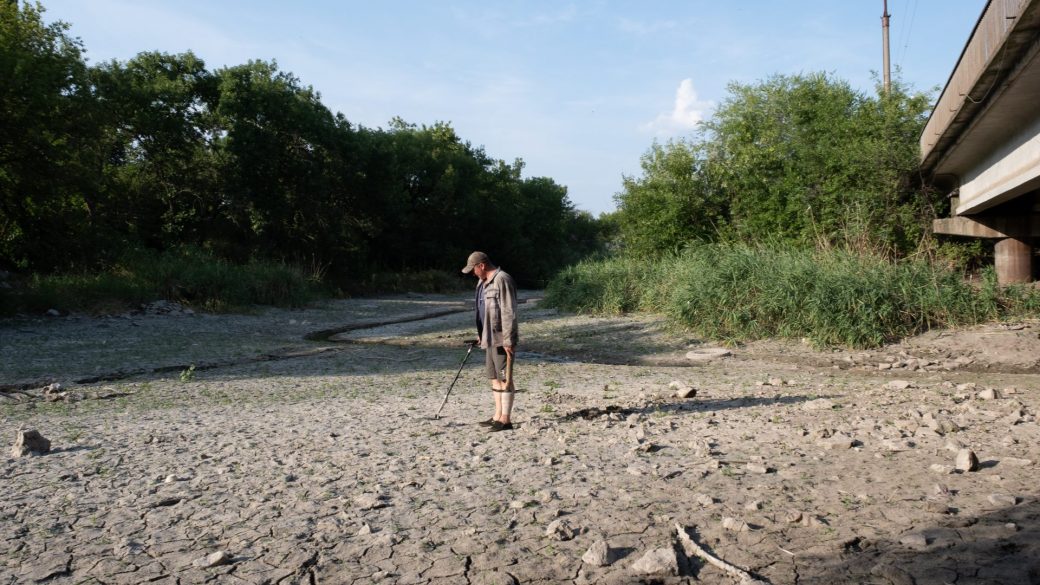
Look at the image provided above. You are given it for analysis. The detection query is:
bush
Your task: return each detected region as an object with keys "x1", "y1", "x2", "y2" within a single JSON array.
[
  {"x1": 544, "y1": 244, "x2": 1040, "y2": 348},
  {"x1": 0, "y1": 247, "x2": 318, "y2": 315}
]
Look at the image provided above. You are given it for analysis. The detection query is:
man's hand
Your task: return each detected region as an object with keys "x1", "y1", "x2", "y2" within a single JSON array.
[{"x1": 503, "y1": 345, "x2": 515, "y2": 356}]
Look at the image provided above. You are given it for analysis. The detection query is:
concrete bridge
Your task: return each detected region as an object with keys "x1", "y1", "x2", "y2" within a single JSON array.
[{"x1": 923, "y1": 0, "x2": 1040, "y2": 283}]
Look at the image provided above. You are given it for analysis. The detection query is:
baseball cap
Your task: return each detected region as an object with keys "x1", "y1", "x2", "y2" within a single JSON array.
[{"x1": 461, "y1": 251, "x2": 490, "y2": 274}]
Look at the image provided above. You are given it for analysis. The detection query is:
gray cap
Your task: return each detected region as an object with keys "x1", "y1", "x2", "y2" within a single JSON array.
[{"x1": 461, "y1": 251, "x2": 490, "y2": 274}]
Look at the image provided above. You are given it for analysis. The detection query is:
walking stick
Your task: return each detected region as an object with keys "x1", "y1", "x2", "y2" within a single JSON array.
[
  {"x1": 504, "y1": 350, "x2": 514, "y2": 390},
  {"x1": 434, "y1": 341, "x2": 476, "y2": 419}
]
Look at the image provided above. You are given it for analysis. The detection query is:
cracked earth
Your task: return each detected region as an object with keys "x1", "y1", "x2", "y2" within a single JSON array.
[{"x1": 2, "y1": 293, "x2": 1039, "y2": 584}]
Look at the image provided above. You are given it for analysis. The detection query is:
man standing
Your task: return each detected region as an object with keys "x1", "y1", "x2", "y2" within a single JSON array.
[{"x1": 462, "y1": 251, "x2": 518, "y2": 432}]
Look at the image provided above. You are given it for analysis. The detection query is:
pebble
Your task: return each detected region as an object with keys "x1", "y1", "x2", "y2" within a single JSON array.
[{"x1": 193, "y1": 551, "x2": 232, "y2": 569}]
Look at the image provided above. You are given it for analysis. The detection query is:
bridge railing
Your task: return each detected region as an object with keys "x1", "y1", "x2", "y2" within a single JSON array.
[{"x1": 920, "y1": 0, "x2": 1028, "y2": 162}]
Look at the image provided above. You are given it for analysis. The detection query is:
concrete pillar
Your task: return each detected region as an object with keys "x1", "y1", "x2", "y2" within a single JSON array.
[{"x1": 994, "y1": 236, "x2": 1033, "y2": 284}]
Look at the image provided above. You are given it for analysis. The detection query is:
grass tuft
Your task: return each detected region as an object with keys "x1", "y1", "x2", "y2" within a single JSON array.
[{"x1": 544, "y1": 244, "x2": 1040, "y2": 348}]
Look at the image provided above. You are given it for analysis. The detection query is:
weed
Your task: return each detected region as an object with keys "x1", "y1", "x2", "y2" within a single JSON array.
[{"x1": 179, "y1": 365, "x2": 196, "y2": 383}]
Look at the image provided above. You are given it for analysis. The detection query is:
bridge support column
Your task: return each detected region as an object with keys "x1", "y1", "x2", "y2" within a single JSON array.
[{"x1": 994, "y1": 236, "x2": 1033, "y2": 284}]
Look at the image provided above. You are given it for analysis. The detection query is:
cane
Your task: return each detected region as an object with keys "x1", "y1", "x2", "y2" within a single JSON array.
[{"x1": 434, "y1": 341, "x2": 477, "y2": 419}]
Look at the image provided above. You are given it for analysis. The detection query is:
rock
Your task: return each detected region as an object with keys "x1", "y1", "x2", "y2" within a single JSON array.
[
  {"x1": 804, "y1": 398, "x2": 836, "y2": 411},
  {"x1": 193, "y1": 551, "x2": 232, "y2": 569},
  {"x1": 929, "y1": 464, "x2": 954, "y2": 474},
  {"x1": 545, "y1": 518, "x2": 577, "y2": 541},
  {"x1": 784, "y1": 510, "x2": 804, "y2": 524},
  {"x1": 354, "y1": 493, "x2": 388, "y2": 510},
  {"x1": 944, "y1": 438, "x2": 967, "y2": 452},
  {"x1": 885, "y1": 380, "x2": 913, "y2": 390},
  {"x1": 955, "y1": 449, "x2": 979, "y2": 472},
  {"x1": 11, "y1": 429, "x2": 51, "y2": 457},
  {"x1": 925, "y1": 500, "x2": 951, "y2": 514},
  {"x1": 45, "y1": 309, "x2": 61, "y2": 317},
  {"x1": 977, "y1": 388, "x2": 1003, "y2": 400},
  {"x1": 722, "y1": 517, "x2": 750, "y2": 532},
  {"x1": 629, "y1": 547, "x2": 678, "y2": 575},
  {"x1": 899, "y1": 533, "x2": 928, "y2": 549},
  {"x1": 356, "y1": 523, "x2": 373, "y2": 536},
  {"x1": 871, "y1": 563, "x2": 915, "y2": 585},
  {"x1": 695, "y1": 494, "x2": 714, "y2": 507},
  {"x1": 581, "y1": 539, "x2": 613, "y2": 566},
  {"x1": 745, "y1": 462, "x2": 770, "y2": 474},
  {"x1": 675, "y1": 386, "x2": 697, "y2": 399},
  {"x1": 745, "y1": 500, "x2": 762, "y2": 511},
  {"x1": 987, "y1": 494, "x2": 1018, "y2": 507},
  {"x1": 42, "y1": 383, "x2": 63, "y2": 395},
  {"x1": 685, "y1": 347, "x2": 732, "y2": 363}
]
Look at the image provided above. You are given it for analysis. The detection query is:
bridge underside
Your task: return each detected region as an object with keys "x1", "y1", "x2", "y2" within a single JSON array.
[{"x1": 923, "y1": 0, "x2": 1040, "y2": 283}]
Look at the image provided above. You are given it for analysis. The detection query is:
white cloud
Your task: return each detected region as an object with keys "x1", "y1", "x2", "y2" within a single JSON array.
[{"x1": 641, "y1": 78, "x2": 713, "y2": 137}]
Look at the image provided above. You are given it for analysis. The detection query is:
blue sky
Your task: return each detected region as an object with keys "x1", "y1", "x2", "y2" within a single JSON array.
[{"x1": 42, "y1": 0, "x2": 988, "y2": 216}]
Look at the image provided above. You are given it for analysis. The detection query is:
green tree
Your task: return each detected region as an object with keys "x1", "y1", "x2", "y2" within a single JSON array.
[
  {"x1": 614, "y1": 72, "x2": 937, "y2": 257},
  {"x1": 613, "y1": 140, "x2": 725, "y2": 258},
  {"x1": 0, "y1": 1, "x2": 94, "y2": 270}
]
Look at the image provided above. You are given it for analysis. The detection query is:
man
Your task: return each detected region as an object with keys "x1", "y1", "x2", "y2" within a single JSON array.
[{"x1": 461, "y1": 251, "x2": 518, "y2": 432}]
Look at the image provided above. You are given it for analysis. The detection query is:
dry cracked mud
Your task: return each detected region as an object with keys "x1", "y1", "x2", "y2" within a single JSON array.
[{"x1": 2, "y1": 293, "x2": 1039, "y2": 584}]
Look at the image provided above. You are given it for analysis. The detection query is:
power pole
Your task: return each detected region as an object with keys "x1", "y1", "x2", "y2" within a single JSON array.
[{"x1": 882, "y1": 0, "x2": 892, "y2": 93}]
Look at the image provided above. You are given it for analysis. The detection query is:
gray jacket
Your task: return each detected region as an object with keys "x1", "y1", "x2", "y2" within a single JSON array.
[{"x1": 479, "y1": 269, "x2": 519, "y2": 349}]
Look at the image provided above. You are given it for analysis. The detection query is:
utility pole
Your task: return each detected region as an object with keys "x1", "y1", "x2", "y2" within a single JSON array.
[{"x1": 882, "y1": 0, "x2": 892, "y2": 93}]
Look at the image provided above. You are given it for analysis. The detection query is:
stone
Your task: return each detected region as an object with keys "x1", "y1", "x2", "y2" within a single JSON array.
[
  {"x1": 745, "y1": 462, "x2": 769, "y2": 474},
  {"x1": 784, "y1": 510, "x2": 804, "y2": 524},
  {"x1": 695, "y1": 494, "x2": 714, "y2": 507},
  {"x1": 11, "y1": 429, "x2": 51, "y2": 457},
  {"x1": 929, "y1": 464, "x2": 954, "y2": 474},
  {"x1": 987, "y1": 494, "x2": 1017, "y2": 507},
  {"x1": 545, "y1": 518, "x2": 577, "y2": 541},
  {"x1": 722, "y1": 517, "x2": 750, "y2": 532},
  {"x1": 744, "y1": 500, "x2": 762, "y2": 511},
  {"x1": 885, "y1": 380, "x2": 913, "y2": 390},
  {"x1": 193, "y1": 551, "x2": 232, "y2": 569},
  {"x1": 581, "y1": 539, "x2": 612, "y2": 566},
  {"x1": 803, "y1": 398, "x2": 836, "y2": 411},
  {"x1": 355, "y1": 493, "x2": 388, "y2": 510},
  {"x1": 977, "y1": 388, "x2": 1003, "y2": 400},
  {"x1": 629, "y1": 547, "x2": 678, "y2": 575},
  {"x1": 685, "y1": 347, "x2": 732, "y2": 363},
  {"x1": 899, "y1": 533, "x2": 928, "y2": 549},
  {"x1": 955, "y1": 449, "x2": 979, "y2": 472}
]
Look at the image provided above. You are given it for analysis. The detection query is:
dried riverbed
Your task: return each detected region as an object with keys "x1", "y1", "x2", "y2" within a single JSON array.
[{"x1": 2, "y1": 293, "x2": 1039, "y2": 584}]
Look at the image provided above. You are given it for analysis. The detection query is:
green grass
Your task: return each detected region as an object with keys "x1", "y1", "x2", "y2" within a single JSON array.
[
  {"x1": 1, "y1": 247, "x2": 319, "y2": 315},
  {"x1": 544, "y1": 243, "x2": 1040, "y2": 348}
]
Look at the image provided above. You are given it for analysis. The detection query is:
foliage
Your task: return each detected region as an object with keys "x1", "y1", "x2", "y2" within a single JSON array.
[
  {"x1": 0, "y1": 2, "x2": 609, "y2": 310},
  {"x1": 613, "y1": 72, "x2": 940, "y2": 257},
  {"x1": 1, "y1": 247, "x2": 318, "y2": 315},
  {"x1": 545, "y1": 244, "x2": 1040, "y2": 348}
]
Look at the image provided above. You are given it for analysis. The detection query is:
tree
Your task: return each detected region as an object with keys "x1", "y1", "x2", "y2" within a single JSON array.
[{"x1": 0, "y1": 1, "x2": 94, "y2": 270}]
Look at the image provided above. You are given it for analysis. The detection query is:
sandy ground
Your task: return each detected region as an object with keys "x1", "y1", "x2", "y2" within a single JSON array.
[{"x1": 2, "y1": 293, "x2": 1039, "y2": 584}]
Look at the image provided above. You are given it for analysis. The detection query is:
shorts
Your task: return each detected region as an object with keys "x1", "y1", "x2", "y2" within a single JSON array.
[{"x1": 485, "y1": 346, "x2": 507, "y2": 381}]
